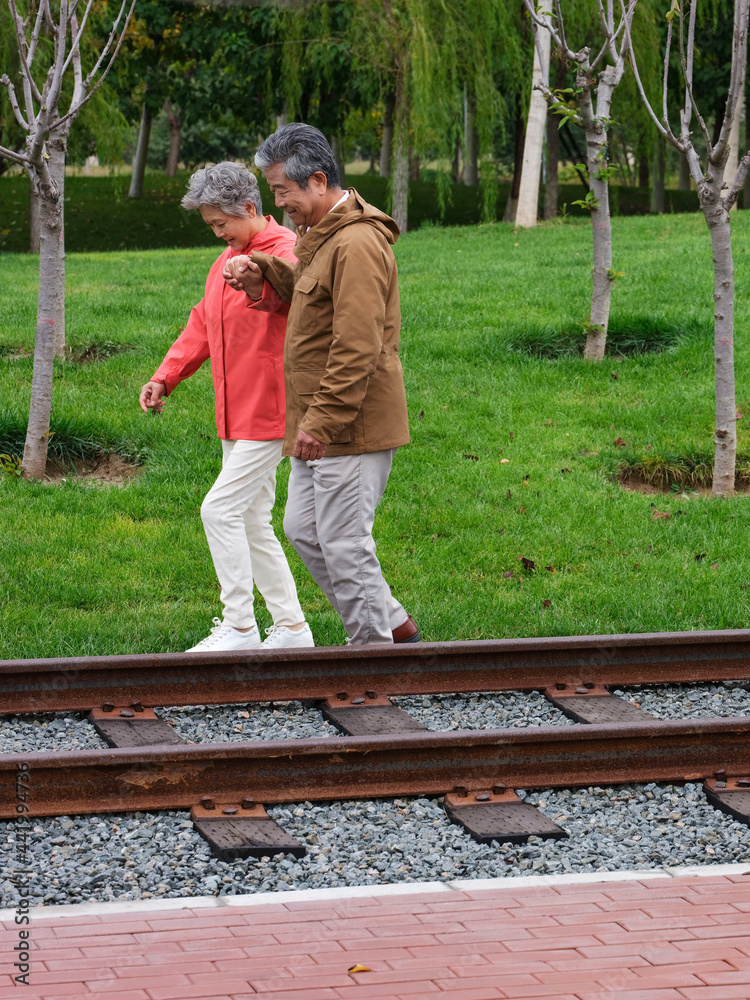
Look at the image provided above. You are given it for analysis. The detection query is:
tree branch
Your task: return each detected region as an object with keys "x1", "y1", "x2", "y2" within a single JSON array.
[
  {"x1": 620, "y1": 0, "x2": 673, "y2": 143},
  {"x1": 678, "y1": 0, "x2": 712, "y2": 155},
  {"x1": 62, "y1": 0, "x2": 96, "y2": 78},
  {"x1": 56, "y1": 0, "x2": 137, "y2": 129},
  {"x1": 724, "y1": 151, "x2": 750, "y2": 209},
  {"x1": 0, "y1": 143, "x2": 29, "y2": 165},
  {"x1": 0, "y1": 74, "x2": 30, "y2": 131},
  {"x1": 711, "y1": 0, "x2": 749, "y2": 166},
  {"x1": 79, "y1": 0, "x2": 132, "y2": 94},
  {"x1": 7, "y1": 0, "x2": 43, "y2": 106}
]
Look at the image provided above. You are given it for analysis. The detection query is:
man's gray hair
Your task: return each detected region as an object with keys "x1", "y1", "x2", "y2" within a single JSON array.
[
  {"x1": 182, "y1": 162, "x2": 263, "y2": 216},
  {"x1": 255, "y1": 123, "x2": 340, "y2": 189}
]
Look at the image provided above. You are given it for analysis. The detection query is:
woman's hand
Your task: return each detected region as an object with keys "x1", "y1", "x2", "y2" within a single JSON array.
[
  {"x1": 139, "y1": 380, "x2": 167, "y2": 414},
  {"x1": 223, "y1": 256, "x2": 264, "y2": 300}
]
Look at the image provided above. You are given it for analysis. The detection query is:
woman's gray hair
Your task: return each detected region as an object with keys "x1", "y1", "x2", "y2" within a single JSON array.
[
  {"x1": 182, "y1": 162, "x2": 263, "y2": 216},
  {"x1": 255, "y1": 123, "x2": 339, "y2": 189}
]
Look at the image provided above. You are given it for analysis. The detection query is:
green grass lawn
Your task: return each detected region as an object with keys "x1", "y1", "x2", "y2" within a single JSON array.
[{"x1": 1, "y1": 211, "x2": 750, "y2": 659}]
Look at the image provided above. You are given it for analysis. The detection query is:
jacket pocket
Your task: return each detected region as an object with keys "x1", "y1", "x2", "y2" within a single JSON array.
[
  {"x1": 291, "y1": 368, "x2": 351, "y2": 445},
  {"x1": 295, "y1": 273, "x2": 319, "y2": 295}
]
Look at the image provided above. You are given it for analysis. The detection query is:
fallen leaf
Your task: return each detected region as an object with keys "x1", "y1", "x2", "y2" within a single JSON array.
[
  {"x1": 652, "y1": 510, "x2": 670, "y2": 520},
  {"x1": 545, "y1": 419, "x2": 553, "y2": 426},
  {"x1": 504, "y1": 571, "x2": 513, "y2": 578},
  {"x1": 500, "y1": 458, "x2": 511, "y2": 464},
  {"x1": 711, "y1": 563, "x2": 719, "y2": 570},
  {"x1": 521, "y1": 557, "x2": 536, "y2": 571},
  {"x1": 418, "y1": 410, "x2": 425, "y2": 420},
  {"x1": 506, "y1": 489, "x2": 512, "y2": 499},
  {"x1": 517, "y1": 506, "x2": 526, "y2": 512},
  {"x1": 542, "y1": 599, "x2": 552, "y2": 608},
  {"x1": 633, "y1": 563, "x2": 640, "y2": 569},
  {"x1": 613, "y1": 437, "x2": 627, "y2": 447},
  {"x1": 611, "y1": 372, "x2": 619, "y2": 379},
  {"x1": 509, "y1": 431, "x2": 515, "y2": 440},
  {"x1": 545, "y1": 565, "x2": 557, "y2": 573},
  {"x1": 560, "y1": 468, "x2": 571, "y2": 475},
  {"x1": 647, "y1": 545, "x2": 653, "y2": 552},
  {"x1": 464, "y1": 454, "x2": 479, "y2": 461},
  {"x1": 348, "y1": 965, "x2": 372, "y2": 974},
  {"x1": 738, "y1": 411, "x2": 744, "y2": 420},
  {"x1": 695, "y1": 553, "x2": 706, "y2": 561}
]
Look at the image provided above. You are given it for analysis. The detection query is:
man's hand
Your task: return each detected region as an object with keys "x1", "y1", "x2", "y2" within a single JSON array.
[
  {"x1": 139, "y1": 380, "x2": 167, "y2": 414},
  {"x1": 223, "y1": 256, "x2": 264, "y2": 299},
  {"x1": 294, "y1": 430, "x2": 326, "y2": 461}
]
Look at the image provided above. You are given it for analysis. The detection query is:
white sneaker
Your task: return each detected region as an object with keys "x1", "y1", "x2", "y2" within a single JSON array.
[
  {"x1": 261, "y1": 623, "x2": 315, "y2": 649},
  {"x1": 186, "y1": 618, "x2": 261, "y2": 652}
]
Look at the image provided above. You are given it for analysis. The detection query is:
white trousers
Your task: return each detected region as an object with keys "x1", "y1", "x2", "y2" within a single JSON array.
[
  {"x1": 284, "y1": 450, "x2": 406, "y2": 645},
  {"x1": 200, "y1": 439, "x2": 304, "y2": 630}
]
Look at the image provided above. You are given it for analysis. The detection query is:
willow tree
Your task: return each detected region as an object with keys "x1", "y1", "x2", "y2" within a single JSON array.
[
  {"x1": 349, "y1": 0, "x2": 518, "y2": 231},
  {"x1": 0, "y1": 0, "x2": 135, "y2": 480},
  {"x1": 524, "y1": 0, "x2": 639, "y2": 361},
  {"x1": 627, "y1": 0, "x2": 749, "y2": 497}
]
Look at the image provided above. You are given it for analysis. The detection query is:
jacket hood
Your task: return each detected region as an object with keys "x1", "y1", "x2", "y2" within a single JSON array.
[{"x1": 295, "y1": 189, "x2": 399, "y2": 262}]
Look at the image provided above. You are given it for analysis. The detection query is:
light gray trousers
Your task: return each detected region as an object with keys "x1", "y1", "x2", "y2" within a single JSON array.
[{"x1": 284, "y1": 450, "x2": 407, "y2": 645}]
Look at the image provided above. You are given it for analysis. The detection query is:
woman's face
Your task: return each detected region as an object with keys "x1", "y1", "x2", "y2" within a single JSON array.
[{"x1": 199, "y1": 202, "x2": 256, "y2": 251}]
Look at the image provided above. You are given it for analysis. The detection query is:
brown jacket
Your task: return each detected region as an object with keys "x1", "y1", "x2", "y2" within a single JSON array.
[{"x1": 252, "y1": 189, "x2": 410, "y2": 457}]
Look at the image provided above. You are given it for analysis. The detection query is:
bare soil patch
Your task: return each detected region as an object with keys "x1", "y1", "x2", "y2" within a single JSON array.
[
  {"x1": 618, "y1": 473, "x2": 750, "y2": 497},
  {"x1": 45, "y1": 452, "x2": 141, "y2": 487}
]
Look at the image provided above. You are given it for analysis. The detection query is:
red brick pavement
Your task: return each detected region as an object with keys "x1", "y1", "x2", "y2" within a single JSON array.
[{"x1": 2, "y1": 872, "x2": 750, "y2": 999}]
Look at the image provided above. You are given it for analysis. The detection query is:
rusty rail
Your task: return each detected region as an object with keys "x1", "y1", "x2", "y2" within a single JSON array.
[
  {"x1": 1, "y1": 630, "x2": 750, "y2": 714},
  {"x1": 1, "y1": 716, "x2": 749, "y2": 818}
]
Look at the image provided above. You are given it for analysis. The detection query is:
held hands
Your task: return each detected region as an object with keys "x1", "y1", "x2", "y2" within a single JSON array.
[
  {"x1": 223, "y1": 256, "x2": 264, "y2": 300},
  {"x1": 139, "y1": 380, "x2": 167, "y2": 414},
  {"x1": 293, "y1": 430, "x2": 326, "y2": 461}
]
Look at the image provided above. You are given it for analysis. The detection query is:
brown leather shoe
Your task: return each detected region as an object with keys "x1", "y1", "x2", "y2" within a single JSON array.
[{"x1": 392, "y1": 615, "x2": 420, "y2": 643}]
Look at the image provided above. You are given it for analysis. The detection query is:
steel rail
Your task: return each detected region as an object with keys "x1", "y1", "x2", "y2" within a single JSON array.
[
  {"x1": 2, "y1": 716, "x2": 749, "y2": 818},
  {"x1": 1, "y1": 630, "x2": 750, "y2": 714}
]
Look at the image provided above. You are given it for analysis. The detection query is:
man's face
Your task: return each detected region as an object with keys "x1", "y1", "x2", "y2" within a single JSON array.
[
  {"x1": 264, "y1": 163, "x2": 326, "y2": 229},
  {"x1": 199, "y1": 204, "x2": 255, "y2": 251}
]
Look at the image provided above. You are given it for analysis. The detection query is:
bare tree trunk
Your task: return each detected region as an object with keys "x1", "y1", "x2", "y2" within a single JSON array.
[
  {"x1": 725, "y1": 62, "x2": 746, "y2": 211},
  {"x1": 331, "y1": 134, "x2": 346, "y2": 186},
  {"x1": 379, "y1": 95, "x2": 394, "y2": 178},
  {"x1": 503, "y1": 100, "x2": 525, "y2": 222},
  {"x1": 128, "y1": 103, "x2": 152, "y2": 199},
  {"x1": 543, "y1": 63, "x2": 564, "y2": 220},
  {"x1": 650, "y1": 133, "x2": 666, "y2": 214},
  {"x1": 47, "y1": 139, "x2": 66, "y2": 356},
  {"x1": 516, "y1": 27, "x2": 551, "y2": 227},
  {"x1": 29, "y1": 175, "x2": 40, "y2": 253},
  {"x1": 581, "y1": 66, "x2": 619, "y2": 362},
  {"x1": 164, "y1": 100, "x2": 181, "y2": 178},
  {"x1": 678, "y1": 155, "x2": 691, "y2": 191},
  {"x1": 391, "y1": 76, "x2": 409, "y2": 233},
  {"x1": 463, "y1": 91, "x2": 478, "y2": 186},
  {"x1": 705, "y1": 210, "x2": 737, "y2": 496},
  {"x1": 23, "y1": 156, "x2": 65, "y2": 480}
]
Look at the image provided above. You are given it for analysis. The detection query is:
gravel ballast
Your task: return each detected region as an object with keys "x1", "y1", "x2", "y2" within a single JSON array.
[{"x1": 2, "y1": 681, "x2": 750, "y2": 907}]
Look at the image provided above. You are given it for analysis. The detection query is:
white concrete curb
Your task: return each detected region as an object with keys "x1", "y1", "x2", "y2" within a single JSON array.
[{"x1": 2, "y1": 862, "x2": 748, "y2": 923}]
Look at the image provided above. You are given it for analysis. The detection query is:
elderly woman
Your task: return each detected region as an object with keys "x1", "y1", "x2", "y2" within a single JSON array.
[{"x1": 139, "y1": 161, "x2": 313, "y2": 652}]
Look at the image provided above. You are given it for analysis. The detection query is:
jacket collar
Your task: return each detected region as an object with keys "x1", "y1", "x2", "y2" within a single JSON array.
[{"x1": 293, "y1": 188, "x2": 364, "y2": 265}]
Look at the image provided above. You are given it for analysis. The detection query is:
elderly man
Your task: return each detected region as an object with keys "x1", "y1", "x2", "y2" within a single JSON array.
[{"x1": 224, "y1": 123, "x2": 419, "y2": 646}]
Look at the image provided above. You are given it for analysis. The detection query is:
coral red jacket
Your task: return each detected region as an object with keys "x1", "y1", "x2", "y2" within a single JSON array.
[{"x1": 151, "y1": 216, "x2": 297, "y2": 440}]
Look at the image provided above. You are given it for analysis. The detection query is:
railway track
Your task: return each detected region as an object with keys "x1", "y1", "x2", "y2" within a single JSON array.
[{"x1": 2, "y1": 629, "x2": 750, "y2": 860}]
